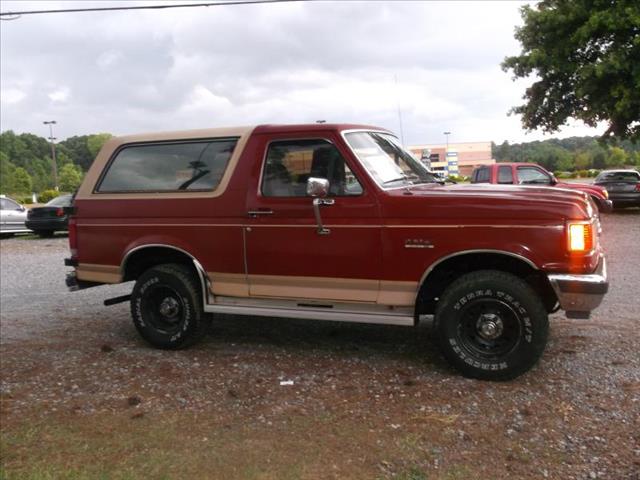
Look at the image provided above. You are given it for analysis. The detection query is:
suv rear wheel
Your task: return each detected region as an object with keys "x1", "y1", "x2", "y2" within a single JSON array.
[
  {"x1": 130, "y1": 263, "x2": 210, "y2": 349},
  {"x1": 435, "y1": 270, "x2": 548, "y2": 381}
]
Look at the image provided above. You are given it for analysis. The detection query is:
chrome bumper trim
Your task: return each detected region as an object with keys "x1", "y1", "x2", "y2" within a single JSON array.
[{"x1": 548, "y1": 256, "x2": 608, "y2": 319}]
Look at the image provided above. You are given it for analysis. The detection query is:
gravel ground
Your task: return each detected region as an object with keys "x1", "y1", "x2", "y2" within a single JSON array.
[{"x1": 1, "y1": 211, "x2": 639, "y2": 480}]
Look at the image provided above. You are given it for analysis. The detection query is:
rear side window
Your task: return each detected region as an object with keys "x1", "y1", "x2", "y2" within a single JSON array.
[
  {"x1": 97, "y1": 138, "x2": 238, "y2": 193},
  {"x1": 474, "y1": 167, "x2": 490, "y2": 183},
  {"x1": 498, "y1": 166, "x2": 513, "y2": 184}
]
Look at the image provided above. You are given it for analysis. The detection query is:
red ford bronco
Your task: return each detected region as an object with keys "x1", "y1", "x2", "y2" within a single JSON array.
[
  {"x1": 470, "y1": 162, "x2": 613, "y2": 213},
  {"x1": 65, "y1": 124, "x2": 609, "y2": 380}
]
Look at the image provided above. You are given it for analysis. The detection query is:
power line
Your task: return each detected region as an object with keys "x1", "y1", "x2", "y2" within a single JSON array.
[{"x1": 0, "y1": 0, "x2": 310, "y2": 19}]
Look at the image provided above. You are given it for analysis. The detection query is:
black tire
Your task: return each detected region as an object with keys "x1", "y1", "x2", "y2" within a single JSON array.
[
  {"x1": 435, "y1": 270, "x2": 548, "y2": 381},
  {"x1": 36, "y1": 230, "x2": 54, "y2": 238},
  {"x1": 130, "y1": 263, "x2": 210, "y2": 349}
]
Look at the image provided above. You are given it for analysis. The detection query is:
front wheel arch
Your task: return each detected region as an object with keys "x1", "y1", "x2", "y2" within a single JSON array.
[{"x1": 415, "y1": 251, "x2": 557, "y2": 316}]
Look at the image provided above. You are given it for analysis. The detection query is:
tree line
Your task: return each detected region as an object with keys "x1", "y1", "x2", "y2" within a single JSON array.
[
  {"x1": 492, "y1": 136, "x2": 640, "y2": 175},
  {"x1": 2, "y1": 130, "x2": 639, "y2": 200},
  {"x1": 0, "y1": 131, "x2": 112, "y2": 201}
]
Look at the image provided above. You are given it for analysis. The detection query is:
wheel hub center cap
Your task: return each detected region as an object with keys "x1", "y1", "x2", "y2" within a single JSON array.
[
  {"x1": 477, "y1": 313, "x2": 504, "y2": 340},
  {"x1": 159, "y1": 297, "x2": 180, "y2": 319}
]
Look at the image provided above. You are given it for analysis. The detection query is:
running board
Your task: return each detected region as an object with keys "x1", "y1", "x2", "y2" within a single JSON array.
[{"x1": 205, "y1": 297, "x2": 414, "y2": 326}]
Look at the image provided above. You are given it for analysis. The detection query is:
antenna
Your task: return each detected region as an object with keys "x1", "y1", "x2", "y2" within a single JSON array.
[{"x1": 395, "y1": 75, "x2": 405, "y2": 146}]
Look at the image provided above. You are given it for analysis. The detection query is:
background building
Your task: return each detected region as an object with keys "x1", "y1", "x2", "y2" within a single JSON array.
[{"x1": 408, "y1": 141, "x2": 495, "y2": 177}]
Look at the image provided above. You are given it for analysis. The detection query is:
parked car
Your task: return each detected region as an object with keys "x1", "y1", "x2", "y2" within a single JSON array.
[
  {"x1": 0, "y1": 195, "x2": 29, "y2": 236},
  {"x1": 470, "y1": 163, "x2": 613, "y2": 213},
  {"x1": 26, "y1": 194, "x2": 73, "y2": 237},
  {"x1": 65, "y1": 124, "x2": 608, "y2": 381},
  {"x1": 593, "y1": 169, "x2": 640, "y2": 208}
]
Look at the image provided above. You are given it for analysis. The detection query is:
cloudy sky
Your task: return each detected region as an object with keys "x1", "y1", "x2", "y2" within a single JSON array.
[{"x1": 1, "y1": 0, "x2": 604, "y2": 146}]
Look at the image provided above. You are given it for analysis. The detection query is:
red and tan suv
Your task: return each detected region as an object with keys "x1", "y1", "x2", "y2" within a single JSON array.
[{"x1": 65, "y1": 124, "x2": 609, "y2": 380}]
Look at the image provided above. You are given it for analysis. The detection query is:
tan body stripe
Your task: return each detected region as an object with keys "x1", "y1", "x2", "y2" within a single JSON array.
[{"x1": 78, "y1": 223, "x2": 562, "y2": 229}]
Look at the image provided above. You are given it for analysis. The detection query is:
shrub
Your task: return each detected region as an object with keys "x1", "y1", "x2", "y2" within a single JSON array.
[
  {"x1": 577, "y1": 169, "x2": 589, "y2": 178},
  {"x1": 38, "y1": 189, "x2": 60, "y2": 203},
  {"x1": 19, "y1": 196, "x2": 33, "y2": 205}
]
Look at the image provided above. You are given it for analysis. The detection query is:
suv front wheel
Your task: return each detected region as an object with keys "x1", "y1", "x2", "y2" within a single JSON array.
[
  {"x1": 435, "y1": 270, "x2": 549, "y2": 381},
  {"x1": 130, "y1": 263, "x2": 210, "y2": 349}
]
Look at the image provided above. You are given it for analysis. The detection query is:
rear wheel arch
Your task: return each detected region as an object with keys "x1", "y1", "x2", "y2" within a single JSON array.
[
  {"x1": 121, "y1": 244, "x2": 210, "y2": 305},
  {"x1": 416, "y1": 250, "x2": 557, "y2": 315}
]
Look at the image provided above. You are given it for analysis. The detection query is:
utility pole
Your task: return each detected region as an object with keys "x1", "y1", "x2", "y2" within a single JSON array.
[{"x1": 43, "y1": 120, "x2": 58, "y2": 190}]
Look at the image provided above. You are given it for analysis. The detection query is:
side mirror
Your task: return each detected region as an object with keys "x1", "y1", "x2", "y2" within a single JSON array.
[
  {"x1": 19, "y1": 206, "x2": 26, "y2": 212},
  {"x1": 549, "y1": 174, "x2": 558, "y2": 185},
  {"x1": 307, "y1": 177, "x2": 330, "y2": 197}
]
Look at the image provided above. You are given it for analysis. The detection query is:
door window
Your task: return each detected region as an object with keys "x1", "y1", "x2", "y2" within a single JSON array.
[
  {"x1": 517, "y1": 167, "x2": 551, "y2": 185},
  {"x1": 262, "y1": 139, "x2": 362, "y2": 197},
  {"x1": 1, "y1": 198, "x2": 20, "y2": 210}
]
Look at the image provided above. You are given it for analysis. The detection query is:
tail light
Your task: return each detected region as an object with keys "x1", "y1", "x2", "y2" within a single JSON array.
[
  {"x1": 635, "y1": 183, "x2": 640, "y2": 192},
  {"x1": 56, "y1": 207, "x2": 64, "y2": 217},
  {"x1": 567, "y1": 221, "x2": 594, "y2": 253},
  {"x1": 68, "y1": 217, "x2": 78, "y2": 258}
]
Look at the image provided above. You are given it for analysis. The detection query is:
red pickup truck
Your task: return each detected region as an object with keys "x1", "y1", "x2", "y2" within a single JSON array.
[
  {"x1": 470, "y1": 162, "x2": 613, "y2": 213},
  {"x1": 65, "y1": 124, "x2": 608, "y2": 380}
]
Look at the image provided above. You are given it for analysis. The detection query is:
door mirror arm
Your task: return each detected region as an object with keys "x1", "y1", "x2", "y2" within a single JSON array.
[{"x1": 307, "y1": 177, "x2": 333, "y2": 235}]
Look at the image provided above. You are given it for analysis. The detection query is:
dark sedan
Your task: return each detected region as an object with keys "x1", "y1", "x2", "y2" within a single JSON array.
[
  {"x1": 26, "y1": 194, "x2": 73, "y2": 237},
  {"x1": 594, "y1": 170, "x2": 640, "y2": 208}
]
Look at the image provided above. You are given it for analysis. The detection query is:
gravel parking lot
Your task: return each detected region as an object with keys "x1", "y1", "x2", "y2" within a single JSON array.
[{"x1": 1, "y1": 210, "x2": 639, "y2": 480}]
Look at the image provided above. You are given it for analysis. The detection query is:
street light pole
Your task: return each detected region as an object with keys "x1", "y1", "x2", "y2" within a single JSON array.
[
  {"x1": 443, "y1": 131, "x2": 451, "y2": 154},
  {"x1": 43, "y1": 120, "x2": 58, "y2": 190}
]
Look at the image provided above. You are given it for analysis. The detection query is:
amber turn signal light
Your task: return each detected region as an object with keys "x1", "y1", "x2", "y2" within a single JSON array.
[{"x1": 568, "y1": 222, "x2": 593, "y2": 252}]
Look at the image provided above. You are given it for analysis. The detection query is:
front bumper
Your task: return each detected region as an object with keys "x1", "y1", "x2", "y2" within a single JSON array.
[
  {"x1": 596, "y1": 198, "x2": 613, "y2": 213},
  {"x1": 548, "y1": 256, "x2": 608, "y2": 319}
]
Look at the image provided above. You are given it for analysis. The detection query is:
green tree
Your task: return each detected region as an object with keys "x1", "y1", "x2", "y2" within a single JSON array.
[
  {"x1": 58, "y1": 135, "x2": 94, "y2": 171},
  {"x1": 606, "y1": 147, "x2": 628, "y2": 167},
  {"x1": 58, "y1": 163, "x2": 83, "y2": 192},
  {"x1": 502, "y1": 0, "x2": 640, "y2": 141},
  {"x1": 0, "y1": 152, "x2": 17, "y2": 193},
  {"x1": 87, "y1": 133, "x2": 113, "y2": 158},
  {"x1": 574, "y1": 152, "x2": 591, "y2": 170},
  {"x1": 12, "y1": 167, "x2": 33, "y2": 194}
]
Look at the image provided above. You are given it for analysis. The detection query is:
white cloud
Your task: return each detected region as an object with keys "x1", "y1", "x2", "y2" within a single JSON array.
[
  {"x1": 0, "y1": 88, "x2": 26, "y2": 104},
  {"x1": 48, "y1": 87, "x2": 70, "y2": 102},
  {"x1": 96, "y1": 50, "x2": 123, "y2": 70}
]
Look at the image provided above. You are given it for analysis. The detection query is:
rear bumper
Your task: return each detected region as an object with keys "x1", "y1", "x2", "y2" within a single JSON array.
[
  {"x1": 25, "y1": 218, "x2": 68, "y2": 231},
  {"x1": 65, "y1": 270, "x2": 102, "y2": 291},
  {"x1": 608, "y1": 192, "x2": 640, "y2": 207},
  {"x1": 547, "y1": 256, "x2": 608, "y2": 319}
]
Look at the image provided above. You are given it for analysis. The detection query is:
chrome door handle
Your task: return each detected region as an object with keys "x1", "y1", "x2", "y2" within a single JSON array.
[{"x1": 247, "y1": 209, "x2": 274, "y2": 218}]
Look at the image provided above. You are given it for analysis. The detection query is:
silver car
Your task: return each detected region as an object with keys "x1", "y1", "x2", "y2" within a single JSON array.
[{"x1": 0, "y1": 195, "x2": 29, "y2": 236}]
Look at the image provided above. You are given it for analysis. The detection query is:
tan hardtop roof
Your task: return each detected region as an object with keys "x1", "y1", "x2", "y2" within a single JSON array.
[{"x1": 111, "y1": 125, "x2": 256, "y2": 145}]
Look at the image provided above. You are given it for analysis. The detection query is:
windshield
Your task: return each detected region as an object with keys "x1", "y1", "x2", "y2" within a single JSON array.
[{"x1": 344, "y1": 131, "x2": 439, "y2": 188}]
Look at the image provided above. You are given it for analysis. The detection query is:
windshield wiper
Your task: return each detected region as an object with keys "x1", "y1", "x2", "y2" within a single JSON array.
[{"x1": 383, "y1": 176, "x2": 411, "y2": 185}]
